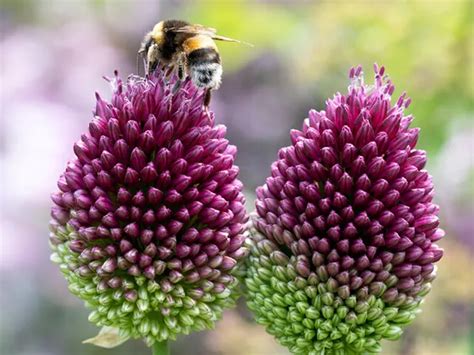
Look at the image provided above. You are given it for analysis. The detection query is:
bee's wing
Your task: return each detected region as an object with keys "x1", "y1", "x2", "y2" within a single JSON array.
[
  {"x1": 167, "y1": 25, "x2": 253, "y2": 47},
  {"x1": 166, "y1": 24, "x2": 217, "y2": 36}
]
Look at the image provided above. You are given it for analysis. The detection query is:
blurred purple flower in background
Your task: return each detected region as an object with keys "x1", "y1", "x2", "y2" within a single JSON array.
[
  {"x1": 1, "y1": 21, "x2": 129, "y2": 271},
  {"x1": 215, "y1": 53, "x2": 316, "y2": 189},
  {"x1": 0, "y1": 14, "x2": 140, "y2": 353},
  {"x1": 434, "y1": 124, "x2": 474, "y2": 250},
  {"x1": 245, "y1": 65, "x2": 445, "y2": 354}
]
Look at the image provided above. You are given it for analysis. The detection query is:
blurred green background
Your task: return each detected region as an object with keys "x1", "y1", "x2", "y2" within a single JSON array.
[{"x1": 1, "y1": 0, "x2": 473, "y2": 354}]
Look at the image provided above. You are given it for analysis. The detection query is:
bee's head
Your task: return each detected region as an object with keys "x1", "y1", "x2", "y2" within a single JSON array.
[{"x1": 189, "y1": 62, "x2": 223, "y2": 90}]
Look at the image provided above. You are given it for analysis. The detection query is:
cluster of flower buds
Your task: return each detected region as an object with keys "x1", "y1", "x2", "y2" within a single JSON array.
[
  {"x1": 245, "y1": 65, "x2": 444, "y2": 354},
  {"x1": 49, "y1": 72, "x2": 248, "y2": 345}
]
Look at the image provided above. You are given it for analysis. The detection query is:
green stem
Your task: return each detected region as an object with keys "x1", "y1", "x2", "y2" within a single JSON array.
[{"x1": 152, "y1": 340, "x2": 170, "y2": 355}]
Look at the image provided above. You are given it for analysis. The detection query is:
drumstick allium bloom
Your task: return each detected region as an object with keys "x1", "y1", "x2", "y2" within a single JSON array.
[
  {"x1": 245, "y1": 65, "x2": 444, "y2": 354},
  {"x1": 49, "y1": 72, "x2": 248, "y2": 350}
]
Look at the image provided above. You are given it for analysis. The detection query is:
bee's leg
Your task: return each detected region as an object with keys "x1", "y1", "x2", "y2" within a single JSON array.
[
  {"x1": 203, "y1": 89, "x2": 212, "y2": 117},
  {"x1": 146, "y1": 44, "x2": 161, "y2": 76},
  {"x1": 166, "y1": 65, "x2": 178, "y2": 110},
  {"x1": 149, "y1": 60, "x2": 160, "y2": 75},
  {"x1": 172, "y1": 64, "x2": 185, "y2": 94},
  {"x1": 172, "y1": 80, "x2": 182, "y2": 94},
  {"x1": 204, "y1": 88, "x2": 212, "y2": 108},
  {"x1": 164, "y1": 65, "x2": 175, "y2": 78},
  {"x1": 177, "y1": 64, "x2": 184, "y2": 81}
]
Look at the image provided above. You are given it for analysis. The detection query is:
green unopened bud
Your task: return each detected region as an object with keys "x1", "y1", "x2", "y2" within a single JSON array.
[
  {"x1": 330, "y1": 329, "x2": 342, "y2": 340},
  {"x1": 345, "y1": 295, "x2": 357, "y2": 308},
  {"x1": 136, "y1": 299, "x2": 149, "y2": 313},
  {"x1": 271, "y1": 251, "x2": 290, "y2": 265},
  {"x1": 305, "y1": 286, "x2": 317, "y2": 298},
  {"x1": 355, "y1": 301, "x2": 369, "y2": 314},
  {"x1": 346, "y1": 331, "x2": 357, "y2": 344},
  {"x1": 385, "y1": 275, "x2": 398, "y2": 288},
  {"x1": 306, "y1": 307, "x2": 320, "y2": 320},
  {"x1": 272, "y1": 293, "x2": 286, "y2": 307},
  {"x1": 295, "y1": 337, "x2": 311, "y2": 349},
  {"x1": 273, "y1": 318, "x2": 287, "y2": 329},
  {"x1": 302, "y1": 318, "x2": 314, "y2": 329},
  {"x1": 322, "y1": 306, "x2": 334, "y2": 319},
  {"x1": 138, "y1": 319, "x2": 151, "y2": 336},
  {"x1": 383, "y1": 307, "x2": 398, "y2": 320},
  {"x1": 317, "y1": 330, "x2": 329, "y2": 340},
  {"x1": 326, "y1": 278, "x2": 339, "y2": 292},
  {"x1": 367, "y1": 307, "x2": 383, "y2": 320},
  {"x1": 374, "y1": 323, "x2": 390, "y2": 335},
  {"x1": 337, "y1": 306, "x2": 349, "y2": 319},
  {"x1": 286, "y1": 265, "x2": 298, "y2": 279},
  {"x1": 337, "y1": 322, "x2": 350, "y2": 335},
  {"x1": 296, "y1": 301, "x2": 309, "y2": 314},
  {"x1": 292, "y1": 323, "x2": 305, "y2": 334},
  {"x1": 353, "y1": 338, "x2": 365, "y2": 351},
  {"x1": 295, "y1": 276, "x2": 308, "y2": 289},
  {"x1": 284, "y1": 293, "x2": 296, "y2": 305},
  {"x1": 356, "y1": 311, "x2": 368, "y2": 325},
  {"x1": 216, "y1": 288, "x2": 231, "y2": 299},
  {"x1": 273, "y1": 306, "x2": 287, "y2": 319},
  {"x1": 418, "y1": 283, "x2": 432, "y2": 297},
  {"x1": 88, "y1": 311, "x2": 101, "y2": 323},
  {"x1": 274, "y1": 280, "x2": 289, "y2": 294},
  {"x1": 304, "y1": 329, "x2": 316, "y2": 340},
  {"x1": 98, "y1": 293, "x2": 112, "y2": 306},
  {"x1": 384, "y1": 325, "x2": 403, "y2": 340},
  {"x1": 320, "y1": 320, "x2": 333, "y2": 333},
  {"x1": 187, "y1": 306, "x2": 200, "y2": 317},
  {"x1": 313, "y1": 295, "x2": 322, "y2": 309},
  {"x1": 259, "y1": 255, "x2": 272, "y2": 269},
  {"x1": 366, "y1": 342, "x2": 382, "y2": 353},
  {"x1": 337, "y1": 285, "x2": 350, "y2": 299},
  {"x1": 245, "y1": 278, "x2": 259, "y2": 292},
  {"x1": 121, "y1": 302, "x2": 134, "y2": 314},
  {"x1": 164, "y1": 316, "x2": 177, "y2": 330},
  {"x1": 289, "y1": 310, "x2": 303, "y2": 323},
  {"x1": 295, "y1": 290, "x2": 307, "y2": 302},
  {"x1": 259, "y1": 240, "x2": 277, "y2": 255},
  {"x1": 322, "y1": 292, "x2": 334, "y2": 306},
  {"x1": 274, "y1": 266, "x2": 287, "y2": 281},
  {"x1": 316, "y1": 265, "x2": 329, "y2": 281},
  {"x1": 394, "y1": 310, "x2": 415, "y2": 325},
  {"x1": 258, "y1": 267, "x2": 273, "y2": 280},
  {"x1": 345, "y1": 311, "x2": 357, "y2": 325}
]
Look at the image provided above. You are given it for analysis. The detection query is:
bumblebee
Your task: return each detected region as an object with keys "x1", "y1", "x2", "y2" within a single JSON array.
[{"x1": 139, "y1": 19, "x2": 250, "y2": 106}]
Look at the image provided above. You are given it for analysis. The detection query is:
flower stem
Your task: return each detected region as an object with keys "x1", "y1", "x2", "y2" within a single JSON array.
[{"x1": 152, "y1": 340, "x2": 170, "y2": 355}]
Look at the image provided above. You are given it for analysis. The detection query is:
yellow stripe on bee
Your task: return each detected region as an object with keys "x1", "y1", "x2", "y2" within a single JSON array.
[
  {"x1": 183, "y1": 35, "x2": 217, "y2": 54},
  {"x1": 151, "y1": 21, "x2": 164, "y2": 42}
]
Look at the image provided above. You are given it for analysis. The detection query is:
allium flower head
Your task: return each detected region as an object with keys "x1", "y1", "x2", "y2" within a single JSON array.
[
  {"x1": 49, "y1": 72, "x2": 248, "y2": 345},
  {"x1": 246, "y1": 65, "x2": 444, "y2": 354}
]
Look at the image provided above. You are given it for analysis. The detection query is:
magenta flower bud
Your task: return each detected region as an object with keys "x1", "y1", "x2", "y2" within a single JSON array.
[
  {"x1": 49, "y1": 71, "x2": 248, "y2": 345},
  {"x1": 101, "y1": 257, "x2": 117, "y2": 273},
  {"x1": 221, "y1": 256, "x2": 237, "y2": 270},
  {"x1": 124, "y1": 289, "x2": 138, "y2": 302},
  {"x1": 245, "y1": 65, "x2": 445, "y2": 354}
]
